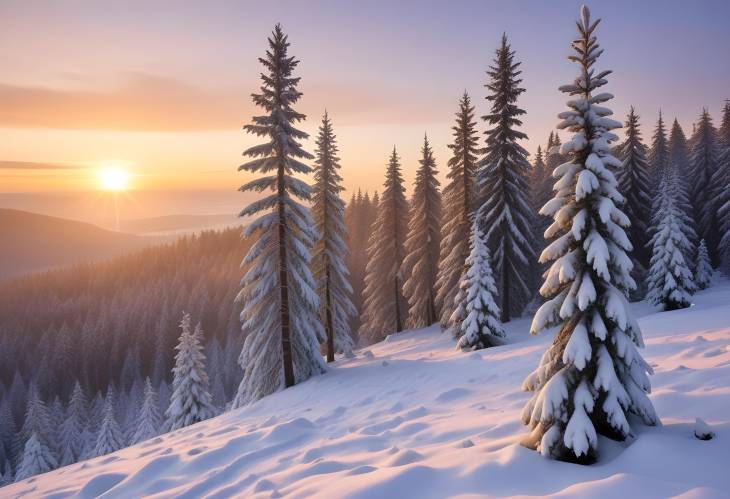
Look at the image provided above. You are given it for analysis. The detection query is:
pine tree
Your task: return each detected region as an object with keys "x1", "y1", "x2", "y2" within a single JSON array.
[
  {"x1": 648, "y1": 111, "x2": 669, "y2": 188},
  {"x1": 647, "y1": 175, "x2": 697, "y2": 309},
  {"x1": 403, "y1": 134, "x2": 442, "y2": 328},
  {"x1": 165, "y1": 314, "x2": 215, "y2": 430},
  {"x1": 131, "y1": 378, "x2": 161, "y2": 444},
  {"x1": 20, "y1": 386, "x2": 54, "y2": 457},
  {"x1": 694, "y1": 239, "x2": 713, "y2": 290},
  {"x1": 435, "y1": 92, "x2": 480, "y2": 328},
  {"x1": 92, "y1": 394, "x2": 124, "y2": 458},
  {"x1": 530, "y1": 146, "x2": 552, "y2": 215},
  {"x1": 360, "y1": 148, "x2": 409, "y2": 343},
  {"x1": 58, "y1": 381, "x2": 87, "y2": 465},
  {"x1": 451, "y1": 218, "x2": 505, "y2": 350},
  {"x1": 712, "y1": 103, "x2": 730, "y2": 273},
  {"x1": 689, "y1": 109, "x2": 720, "y2": 261},
  {"x1": 521, "y1": 6, "x2": 658, "y2": 463},
  {"x1": 668, "y1": 118, "x2": 690, "y2": 177},
  {"x1": 478, "y1": 33, "x2": 535, "y2": 322},
  {"x1": 616, "y1": 107, "x2": 652, "y2": 269},
  {"x1": 14, "y1": 433, "x2": 57, "y2": 482},
  {"x1": 311, "y1": 112, "x2": 356, "y2": 361},
  {"x1": 233, "y1": 24, "x2": 325, "y2": 405}
]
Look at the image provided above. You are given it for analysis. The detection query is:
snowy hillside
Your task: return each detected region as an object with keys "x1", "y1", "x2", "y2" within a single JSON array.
[{"x1": 6, "y1": 280, "x2": 730, "y2": 498}]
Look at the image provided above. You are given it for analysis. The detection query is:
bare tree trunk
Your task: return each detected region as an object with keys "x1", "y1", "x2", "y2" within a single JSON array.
[
  {"x1": 501, "y1": 234, "x2": 511, "y2": 323},
  {"x1": 278, "y1": 164, "x2": 295, "y2": 388},
  {"x1": 394, "y1": 277, "x2": 403, "y2": 332},
  {"x1": 325, "y1": 269, "x2": 335, "y2": 362}
]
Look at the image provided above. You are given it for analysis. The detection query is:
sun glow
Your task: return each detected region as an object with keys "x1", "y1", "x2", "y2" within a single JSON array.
[{"x1": 98, "y1": 164, "x2": 131, "y2": 191}]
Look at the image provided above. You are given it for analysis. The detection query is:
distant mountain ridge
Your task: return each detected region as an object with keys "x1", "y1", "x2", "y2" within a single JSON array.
[{"x1": 0, "y1": 208, "x2": 164, "y2": 281}]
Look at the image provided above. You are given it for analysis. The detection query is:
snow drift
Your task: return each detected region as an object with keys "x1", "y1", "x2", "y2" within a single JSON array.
[{"x1": 5, "y1": 280, "x2": 730, "y2": 498}]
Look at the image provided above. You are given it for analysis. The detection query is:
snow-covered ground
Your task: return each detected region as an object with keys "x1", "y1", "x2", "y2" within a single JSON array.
[{"x1": 6, "y1": 280, "x2": 730, "y2": 498}]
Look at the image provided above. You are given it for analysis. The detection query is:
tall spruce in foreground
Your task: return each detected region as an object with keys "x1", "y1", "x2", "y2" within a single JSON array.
[
  {"x1": 689, "y1": 109, "x2": 719, "y2": 261},
  {"x1": 647, "y1": 175, "x2": 696, "y2": 309},
  {"x1": 311, "y1": 111, "x2": 355, "y2": 361},
  {"x1": 478, "y1": 33, "x2": 535, "y2": 322},
  {"x1": 435, "y1": 93, "x2": 480, "y2": 328},
  {"x1": 233, "y1": 25, "x2": 325, "y2": 405},
  {"x1": 450, "y1": 218, "x2": 505, "y2": 350},
  {"x1": 360, "y1": 148, "x2": 409, "y2": 343},
  {"x1": 521, "y1": 6, "x2": 658, "y2": 463},
  {"x1": 403, "y1": 135, "x2": 442, "y2": 328},
  {"x1": 166, "y1": 314, "x2": 215, "y2": 430},
  {"x1": 616, "y1": 107, "x2": 652, "y2": 269}
]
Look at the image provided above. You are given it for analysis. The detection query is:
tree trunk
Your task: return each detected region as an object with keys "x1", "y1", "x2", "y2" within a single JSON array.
[
  {"x1": 501, "y1": 235, "x2": 511, "y2": 323},
  {"x1": 277, "y1": 165, "x2": 295, "y2": 388},
  {"x1": 394, "y1": 277, "x2": 403, "y2": 332},
  {"x1": 325, "y1": 269, "x2": 335, "y2": 362}
]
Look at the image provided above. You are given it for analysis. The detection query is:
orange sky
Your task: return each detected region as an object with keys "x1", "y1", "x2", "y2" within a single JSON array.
[{"x1": 1, "y1": 1, "x2": 728, "y2": 211}]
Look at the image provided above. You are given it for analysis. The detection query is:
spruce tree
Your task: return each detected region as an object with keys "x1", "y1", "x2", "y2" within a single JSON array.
[
  {"x1": 14, "y1": 433, "x2": 56, "y2": 482},
  {"x1": 131, "y1": 378, "x2": 162, "y2": 444},
  {"x1": 450, "y1": 218, "x2": 505, "y2": 350},
  {"x1": 166, "y1": 314, "x2": 215, "y2": 430},
  {"x1": 694, "y1": 239, "x2": 713, "y2": 290},
  {"x1": 20, "y1": 386, "x2": 54, "y2": 457},
  {"x1": 616, "y1": 107, "x2": 652, "y2": 269},
  {"x1": 311, "y1": 111, "x2": 356, "y2": 361},
  {"x1": 689, "y1": 109, "x2": 720, "y2": 261},
  {"x1": 233, "y1": 24, "x2": 325, "y2": 405},
  {"x1": 716, "y1": 103, "x2": 730, "y2": 274},
  {"x1": 668, "y1": 118, "x2": 691, "y2": 177},
  {"x1": 360, "y1": 148, "x2": 409, "y2": 343},
  {"x1": 58, "y1": 381, "x2": 87, "y2": 465},
  {"x1": 478, "y1": 33, "x2": 535, "y2": 322},
  {"x1": 648, "y1": 111, "x2": 669, "y2": 188},
  {"x1": 530, "y1": 145, "x2": 552, "y2": 216},
  {"x1": 435, "y1": 92, "x2": 480, "y2": 328},
  {"x1": 647, "y1": 175, "x2": 696, "y2": 309},
  {"x1": 403, "y1": 134, "x2": 442, "y2": 328},
  {"x1": 522, "y1": 6, "x2": 658, "y2": 463},
  {"x1": 92, "y1": 395, "x2": 124, "y2": 458}
]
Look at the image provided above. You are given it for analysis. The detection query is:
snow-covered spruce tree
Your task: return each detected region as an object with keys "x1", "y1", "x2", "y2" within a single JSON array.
[
  {"x1": 165, "y1": 314, "x2": 215, "y2": 430},
  {"x1": 667, "y1": 118, "x2": 696, "y2": 224},
  {"x1": 648, "y1": 111, "x2": 669, "y2": 189},
  {"x1": 58, "y1": 381, "x2": 87, "y2": 465},
  {"x1": 521, "y1": 6, "x2": 658, "y2": 463},
  {"x1": 20, "y1": 386, "x2": 54, "y2": 457},
  {"x1": 233, "y1": 25, "x2": 325, "y2": 405},
  {"x1": 450, "y1": 218, "x2": 505, "y2": 350},
  {"x1": 311, "y1": 111, "x2": 355, "y2": 361},
  {"x1": 689, "y1": 109, "x2": 720, "y2": 261},
  {"x1": 616, "y1": 107, "x2": 652, "y2": 269},
  {"x1": 717, "y1": 103, "x2": 730, "y2": 274},
  {"x1": 131, "y1": 378, "x2": 161, "y2": 444},
  {"x1": 478, "y1": 33, "x2": 535, "y2": 322},
  {"x1": 403, "y1": 134, "x2": 442, "y2": 328},
  {"x1": 359, "y1": 148, "x2": 409, "y2": 343},
  {"x1": 435, "y1": 92, "x2": 480, "y2": 328},
  {"x1": 14, "y1": 433, "x2": 56, "y2": 482},
  {"x1": 647, "y1": 174, "x2": 696, "y2": 309},
  {"x1": 92, "y1": 395, "x2": 124, "y2": 458},
  {"x1": 694, "y1": 239, "x2": 713, "y2": 290}
]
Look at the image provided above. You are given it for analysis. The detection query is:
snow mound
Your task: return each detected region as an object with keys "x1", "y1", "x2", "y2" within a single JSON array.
[{"x1": 5, "y1": 284, "x2": 730, "y2": 497}]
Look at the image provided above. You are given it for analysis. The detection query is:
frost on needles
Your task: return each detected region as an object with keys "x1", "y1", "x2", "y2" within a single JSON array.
[{"x1": 521, "y1": 5, "x2": 659, "y2": 464}]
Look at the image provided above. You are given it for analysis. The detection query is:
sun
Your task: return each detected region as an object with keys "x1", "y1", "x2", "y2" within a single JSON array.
[{"x1": 98, "y1": 166, "x2": 130, "y2": 191}]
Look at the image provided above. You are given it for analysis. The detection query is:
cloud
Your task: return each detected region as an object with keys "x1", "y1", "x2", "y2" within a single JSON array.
[
  {"x1": 0, "y1": 72, "x2": 452, "y2": 132},
  {"x1": 0, "y1": 160, "x2": 87, "y2": 170}
]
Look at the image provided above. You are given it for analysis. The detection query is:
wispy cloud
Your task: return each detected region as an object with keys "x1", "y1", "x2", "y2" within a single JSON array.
[{"x1": 0, "y1": 160, "x2": 87, "y2": 170}]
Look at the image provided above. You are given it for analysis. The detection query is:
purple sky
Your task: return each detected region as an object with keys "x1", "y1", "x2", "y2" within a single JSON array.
[{"x1": 0, "y1": 0, "x2": 727, "y2": 219}]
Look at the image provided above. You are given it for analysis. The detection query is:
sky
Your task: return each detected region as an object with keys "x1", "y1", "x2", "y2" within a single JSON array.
[{"x1": 1, "y1": 0, "x2": 728, "y2": 221}]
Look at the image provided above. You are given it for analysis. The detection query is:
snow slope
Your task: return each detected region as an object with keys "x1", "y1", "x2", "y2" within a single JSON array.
[{"x1": 6, "y1": 280, "x2": 730, "y2": 498}]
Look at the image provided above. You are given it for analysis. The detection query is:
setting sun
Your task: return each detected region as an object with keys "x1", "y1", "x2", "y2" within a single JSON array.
[{"x1": 98, "y1": 166, "x2": 130, "y2": 191}]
